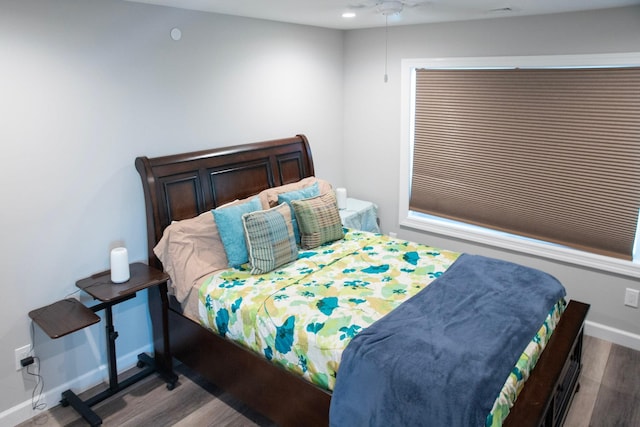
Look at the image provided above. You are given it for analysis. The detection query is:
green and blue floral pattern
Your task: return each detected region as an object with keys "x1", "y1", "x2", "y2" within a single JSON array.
[
  {"x1": 199, "y1": 230, "x2": 459, "y2": 389},
  {"x1": 198, "y1": 229, "x2": 564, "y2": 425}
]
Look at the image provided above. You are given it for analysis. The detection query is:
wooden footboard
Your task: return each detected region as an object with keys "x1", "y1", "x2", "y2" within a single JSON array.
[
  {"x1": 153, "y1": 293, "x2": 588, "y2": 427},
  {"x1": 504, "y1": 300, "x2": 589, "y2": 427}
]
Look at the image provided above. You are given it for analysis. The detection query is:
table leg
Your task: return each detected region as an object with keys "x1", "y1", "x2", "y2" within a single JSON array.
[
  {"x1": 59, "y1": 294, "x2": 163, "y2": 424},
  {"x1": 104, "y1": 305, "x2": 119, "y2": 391}
]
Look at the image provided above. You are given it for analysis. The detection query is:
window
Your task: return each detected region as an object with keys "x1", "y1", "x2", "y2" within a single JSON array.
[{"x1": 399, "y1": 54, "x2": 640, "y2": 276}]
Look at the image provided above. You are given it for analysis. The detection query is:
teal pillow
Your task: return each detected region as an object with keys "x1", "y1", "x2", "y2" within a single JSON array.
[
  {"x1": 277, "y1": 182, "x2": 320, "y2": 244},
  {"x1": 212, "y1": 197, "x2": 262, "y2": 267},
  {"x1": 242, "y1": 203, "x2": 298, "y2": 274}
]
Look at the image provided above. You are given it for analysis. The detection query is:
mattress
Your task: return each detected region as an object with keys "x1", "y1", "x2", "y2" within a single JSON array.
[{"x1": 195, "y1": 229, "x2": 565, "y2": 425}]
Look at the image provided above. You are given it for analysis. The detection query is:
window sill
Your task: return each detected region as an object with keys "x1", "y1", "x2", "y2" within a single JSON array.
[{"x1": 400, "y1": 211, "x2": 640, "y2": 280}]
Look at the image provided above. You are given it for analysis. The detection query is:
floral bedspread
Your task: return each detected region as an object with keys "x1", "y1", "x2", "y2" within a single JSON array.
[
  {"x1": 198, "y1": 229, "x2": 459, "y2": 389},
  {"x1": 197, "y1": 229, "x2": 564, "y2": 425}
]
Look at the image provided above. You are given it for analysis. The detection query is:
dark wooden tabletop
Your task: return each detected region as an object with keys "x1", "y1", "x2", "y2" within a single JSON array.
[
  {"x1": 29, "y1": 298, "x2": 100, "y2": 339},
  {"x1": 76, "y1": 262, "x2": 169, "y2": 302}
]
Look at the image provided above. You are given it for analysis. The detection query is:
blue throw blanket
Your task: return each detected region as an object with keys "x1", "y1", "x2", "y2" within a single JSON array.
[{"x1": 329, "y1": 253, "x2": 566, "y2": 427}]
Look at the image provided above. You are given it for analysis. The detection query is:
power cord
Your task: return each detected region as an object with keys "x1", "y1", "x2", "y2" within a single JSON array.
[
  {"x1": 27, "y1": 321, "x2": 46, "y2": 411},
  {"x1": 27, "y1": 358, "x2": 45, "y2": 411}
]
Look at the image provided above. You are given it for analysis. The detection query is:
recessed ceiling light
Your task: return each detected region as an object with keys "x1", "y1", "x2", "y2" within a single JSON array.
[{"x1": 342, "y1": 12, "x2": 356, "y2": 18}]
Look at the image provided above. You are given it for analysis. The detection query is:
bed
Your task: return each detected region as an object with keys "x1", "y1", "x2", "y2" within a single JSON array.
[{"x1": 135, "y1": 134, "x2": 590, "y2": 427}]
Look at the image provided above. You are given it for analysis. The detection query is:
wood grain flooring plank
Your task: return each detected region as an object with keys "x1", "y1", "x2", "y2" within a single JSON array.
[
  {"x1": 15, "y1": 363, "x2": 272, "y2": 427},
  {"x1": 590, "y1": 343, "x2": 640, "y2": 427},
  {"x1": 173, "y1": 399, "x2": 261, "y2": 427},
  {"x1": 563, "y1": 376, "x2": 602, "y2": 427},
  {"x1": 581, "y1": 335, "x2": 613, "y2": 382},
  {"x1": 564, "y1": 335, "x2": 612, "y2": 427}
]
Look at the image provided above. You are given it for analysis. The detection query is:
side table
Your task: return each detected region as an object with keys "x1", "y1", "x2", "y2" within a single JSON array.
[
  {"x1": 29, "y1": 262, "x2": 178, "y2": 426},
  {"x1": 339, "y1": 197, "x2": 381, "y2": 233}
]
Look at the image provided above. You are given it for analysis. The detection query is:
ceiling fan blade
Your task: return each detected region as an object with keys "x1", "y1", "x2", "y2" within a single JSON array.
[
  {"x1": 347, "y1": 0, "x2": 377, "y2": 9},
  {"x1": 402, "y1": 0, "x2": 434, "y2": 7}
]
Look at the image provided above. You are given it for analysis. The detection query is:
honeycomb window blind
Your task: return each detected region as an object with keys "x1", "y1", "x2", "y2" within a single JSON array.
[{"x1": 410, "y1": 67, "x2": 640, "y2": 260}]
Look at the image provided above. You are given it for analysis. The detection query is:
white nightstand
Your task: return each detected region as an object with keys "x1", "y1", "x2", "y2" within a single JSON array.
[{"x1": 339, "y1": 198, "x2": 381, "y2": 233}]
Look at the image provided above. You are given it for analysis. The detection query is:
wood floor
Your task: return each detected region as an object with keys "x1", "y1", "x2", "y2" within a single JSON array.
[
  {"x1": 564, "y1": 336, "x2": 640, "y2": 427},
  {"x1": 17, "y1": 335, "x2": 640, "y2": 427}
]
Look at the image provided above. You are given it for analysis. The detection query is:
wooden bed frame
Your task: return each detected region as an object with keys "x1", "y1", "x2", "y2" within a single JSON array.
[{"x1": 135, "y1": 134, "x2": 590, "y2": 427}]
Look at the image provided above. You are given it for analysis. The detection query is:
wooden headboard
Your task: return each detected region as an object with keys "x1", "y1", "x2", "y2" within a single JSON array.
[{"x1": 135, "y1": 134, "x2": 315, "y2": 268}]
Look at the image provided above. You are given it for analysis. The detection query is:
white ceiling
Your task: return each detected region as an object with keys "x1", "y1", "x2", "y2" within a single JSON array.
[{"x1": 125, "y1": 0, "x2": 640, "y2": 29}]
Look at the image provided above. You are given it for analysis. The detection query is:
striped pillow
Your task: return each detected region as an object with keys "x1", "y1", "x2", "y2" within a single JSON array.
[
  {"x1": 242, "y1": 203, "x2": 298, "y2": 274},
  {"x1": 291, "y1": 192, "x2": 345, "y2": 249}
]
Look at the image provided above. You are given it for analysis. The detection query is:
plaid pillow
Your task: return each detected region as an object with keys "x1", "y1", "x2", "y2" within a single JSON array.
[
  {"x1": 242, "y1": 203, "x2": 298, "y2": 274},
  {"x1": 277, "y1": 181, "x2": 320, "y2": 244},
  {"x1": 291, "y1": 192, "x2": 345, "y2": 249}
]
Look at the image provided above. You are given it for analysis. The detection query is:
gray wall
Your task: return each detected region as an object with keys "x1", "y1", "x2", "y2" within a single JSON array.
[
  {"x1": 343, "y1": 7, "x2": 640, "y2": 344},
  {"x1": 0, "y1": 0, "x2": 344, "y2": 421},
  {"x1": 2, "y1": 0, "x2": 639, "y2": 423}
]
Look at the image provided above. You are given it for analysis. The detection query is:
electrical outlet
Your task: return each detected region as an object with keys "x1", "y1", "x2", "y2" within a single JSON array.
[
  {"x1": 15, "y1": 345, "x2": 31, "y2": 371},
  {"x1": 624, "y1": 288, "x2": 639, "y2": 308}
]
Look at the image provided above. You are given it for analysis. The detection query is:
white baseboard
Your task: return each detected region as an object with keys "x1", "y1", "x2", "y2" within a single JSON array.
[
  {"x1": 584, "y1": 320, "x2": 640, "y2": 351},
  {"x1": 0, "y1": 344, "x2": 151, "y2": 427}
]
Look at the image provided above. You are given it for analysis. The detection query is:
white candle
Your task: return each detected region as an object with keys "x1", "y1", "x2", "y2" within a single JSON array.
[
  {"x1": 110, "y1": 247, "x2": 130, "y2": 283},
  {"x1": 336, "y1": 188, "x2": 347, "y2": 210}
]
